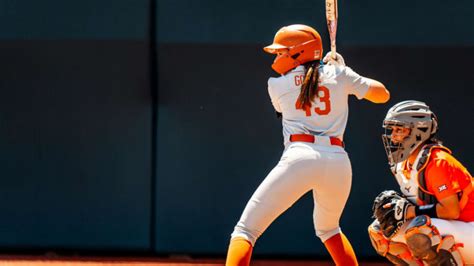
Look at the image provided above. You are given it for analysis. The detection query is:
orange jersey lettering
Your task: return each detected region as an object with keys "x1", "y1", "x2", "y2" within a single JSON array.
[{"x1": 294, "y1": 74, "x2": 305, "y2": 86}]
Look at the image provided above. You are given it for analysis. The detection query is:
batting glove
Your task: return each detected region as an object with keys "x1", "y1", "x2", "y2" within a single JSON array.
[{"x1": 323, "y1": 52, "x2": 346, "y2": 67}]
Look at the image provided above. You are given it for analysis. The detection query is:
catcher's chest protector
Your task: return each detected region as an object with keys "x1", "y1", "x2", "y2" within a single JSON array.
[{"x1": 414, "y1": 144, "x2": 452, "y2": 205}]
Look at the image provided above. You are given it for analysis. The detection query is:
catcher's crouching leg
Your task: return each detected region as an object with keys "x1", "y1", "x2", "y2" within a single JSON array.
[
  {"x1": 368, "y1": 220, "x2": 422, "y2": 266},
  {"x1": 405, "y1": 215, "x2": 464, "y2": 266}
]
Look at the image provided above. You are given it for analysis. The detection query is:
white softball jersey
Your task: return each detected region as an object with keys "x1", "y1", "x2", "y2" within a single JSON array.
[{"x1": 268, "y1": 64, "x2": 370, "y2": 146}]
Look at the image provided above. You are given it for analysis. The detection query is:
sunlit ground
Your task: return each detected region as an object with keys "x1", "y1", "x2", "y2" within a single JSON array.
[{"x1": 0, "y1": 256, "x2": 390, "y2": 266}]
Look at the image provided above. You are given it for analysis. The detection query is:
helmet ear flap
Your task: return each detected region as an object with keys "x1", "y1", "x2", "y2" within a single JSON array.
[
  {"x1": 271, "y1": 53, "x2": 300, "y2": 75},
  {"x1": 270, "y1": 40, "x2": 322, "y2": 74}
]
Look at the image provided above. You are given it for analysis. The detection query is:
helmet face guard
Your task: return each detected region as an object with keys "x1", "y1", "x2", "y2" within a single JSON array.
[
  {"x1": 381, "y1": 100, "x2": 438, "y2": 168},
  {"x1": 382, "y1": 121, "x2": 416, "y2": 168}
]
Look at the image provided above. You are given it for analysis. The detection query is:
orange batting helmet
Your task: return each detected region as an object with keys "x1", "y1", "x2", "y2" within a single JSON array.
[{"x1": 264, "y1": 24, "x2": 323, "y2": 75}]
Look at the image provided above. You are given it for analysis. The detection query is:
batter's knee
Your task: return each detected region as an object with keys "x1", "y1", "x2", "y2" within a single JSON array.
[
  {"x1": 316, "y1": 227, "x2": 341, "y2": 242},
  {"x1": 230, "y1": 224, "x2": 261, "y2": 247}
]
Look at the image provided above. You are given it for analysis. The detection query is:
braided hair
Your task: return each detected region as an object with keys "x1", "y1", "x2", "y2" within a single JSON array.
[{"x1": 296, "y1": 60, "x2": 321, "y2": 110}]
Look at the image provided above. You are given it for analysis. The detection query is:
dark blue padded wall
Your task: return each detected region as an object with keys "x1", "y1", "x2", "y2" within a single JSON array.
[
  {"x1": 155, "y1": 44, "x2": 474, "y2": 257},
  {"x1": 0, "y1": 0, "x2": 147, "y2": 39},
  {"x1": 155, "y1": 0, "x2": 474, "y2": 256},
  {"x1": 157, "y1": 0, "x2": 474, "y2": 45},
  {"x1": 0, "y1": 0, "x2": 472, "y2": 259},
  {"x1": 154, "y1": 0, "x2": 474, "y2": 258},
  {"x1": 0, "y1": 0, "x2": 152, "y2": 251}
]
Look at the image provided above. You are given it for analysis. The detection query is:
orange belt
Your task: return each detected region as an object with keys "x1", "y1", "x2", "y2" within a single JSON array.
[{"x1": 289, "y1": 134, "x2": 344, "y2": 147}]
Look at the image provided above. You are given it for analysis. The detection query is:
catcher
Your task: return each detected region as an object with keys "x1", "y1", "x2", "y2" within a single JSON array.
[{"x1": 369, "y1": 100, "x2": 474, "y2": 265}]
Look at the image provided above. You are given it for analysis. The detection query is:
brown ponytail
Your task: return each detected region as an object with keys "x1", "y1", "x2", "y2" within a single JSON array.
[{"x1": 296, "y1": 61, "x2": 320, "y2": 110}]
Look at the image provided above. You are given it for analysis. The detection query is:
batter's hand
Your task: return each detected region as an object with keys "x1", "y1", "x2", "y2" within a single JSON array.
[{"x1": 323, "y1": 52, "x2": 345, "y2": 66}]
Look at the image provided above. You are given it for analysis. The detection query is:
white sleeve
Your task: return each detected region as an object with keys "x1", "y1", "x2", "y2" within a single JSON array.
[
  {"x1": 341, "y1": 66, "x2": 371, "y2": 99},
  {"x1": 267, "y1": 78, "x2": 282, "y2": 112}
]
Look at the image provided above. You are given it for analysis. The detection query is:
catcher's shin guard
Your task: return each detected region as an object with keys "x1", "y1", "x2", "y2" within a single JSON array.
[
  {"x1": 368, "y1": 220, "x2": 422, "y2": 266},
  {"x1": 405, "y1": 215, "x2": 464, "y2": 266}
]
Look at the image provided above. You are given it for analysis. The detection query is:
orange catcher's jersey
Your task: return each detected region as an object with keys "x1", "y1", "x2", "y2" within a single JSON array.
[
  {"x1": 267, "y1": 65, "x2": 370, "y2": 146},
  {"x1": 424, "y1": 149, "x2": 474, "y2": 222},
  {"x1": 395, "y1": 147, "x2": 474, "y2": 222}
]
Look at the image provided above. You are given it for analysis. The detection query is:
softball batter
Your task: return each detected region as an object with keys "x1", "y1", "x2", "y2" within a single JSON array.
[{"x1": 225, "y1": 24, "x2": 390, "y2": 266}]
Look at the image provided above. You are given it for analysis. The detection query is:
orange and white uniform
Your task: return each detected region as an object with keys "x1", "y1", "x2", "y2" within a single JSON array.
[
  {"x1": 391, "y1": 145, "x2": 474, "y2": 264},
  {"x1": 230, "y1": 63, "x2": 371, "y2": 245}
]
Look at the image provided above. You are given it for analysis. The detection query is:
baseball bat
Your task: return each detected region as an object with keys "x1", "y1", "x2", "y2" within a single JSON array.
[{"x1": 325, "y1": 0, "x2": 338, "y2": 60}]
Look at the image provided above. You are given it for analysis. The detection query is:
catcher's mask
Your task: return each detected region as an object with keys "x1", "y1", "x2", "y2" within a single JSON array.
[
  {"x1": 263, "y1": 24, "x2": 323, "y2": 75},
  {"x1": 382, "y1": 100, "x2": 438, "y2": 168}
]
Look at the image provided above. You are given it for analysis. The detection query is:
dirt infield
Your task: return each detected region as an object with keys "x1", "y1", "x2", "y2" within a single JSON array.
[{"x1": 0, "y1": 256, "x2": 389, "y2": 266}]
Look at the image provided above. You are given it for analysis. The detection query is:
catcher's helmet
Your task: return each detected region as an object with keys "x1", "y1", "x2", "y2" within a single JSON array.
[
  {"x1": 382, "y1": 100, "x2": 439, "y2": 167},
  {"x1": 263, "y1": 24, "x2": 323, "y2": 75}
]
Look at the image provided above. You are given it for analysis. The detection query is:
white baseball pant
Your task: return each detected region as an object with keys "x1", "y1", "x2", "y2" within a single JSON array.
[{"x1": 231, "y1": 141, "x2": 352, "y2": 246}]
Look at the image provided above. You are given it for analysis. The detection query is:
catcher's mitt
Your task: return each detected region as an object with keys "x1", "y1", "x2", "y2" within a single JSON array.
[{"x1": 372, "y1": 190, "x2": 413, "y2": 238}]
